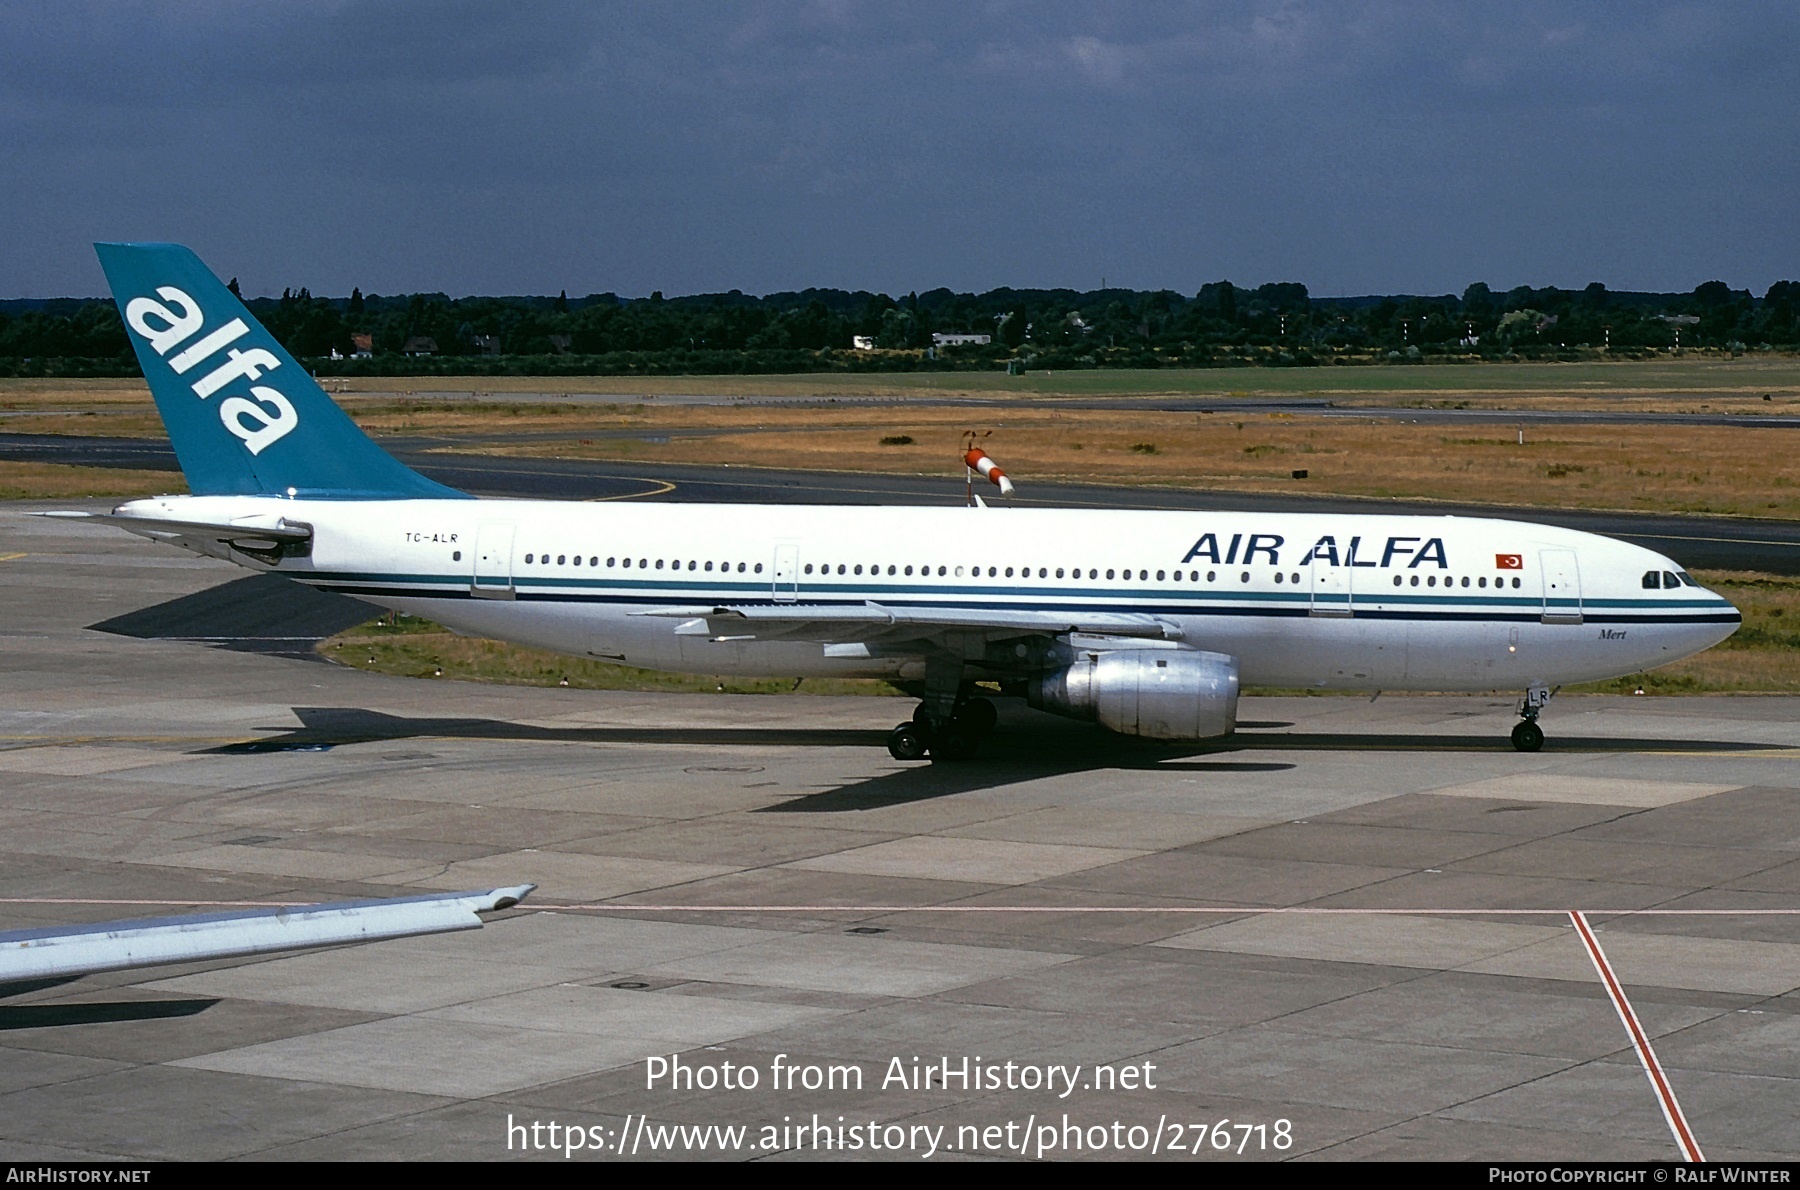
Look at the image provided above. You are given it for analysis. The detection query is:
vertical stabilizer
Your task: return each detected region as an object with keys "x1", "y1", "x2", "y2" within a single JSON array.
[{"x1": 94, "y1": 242, "x2": 465, "y2": 500}]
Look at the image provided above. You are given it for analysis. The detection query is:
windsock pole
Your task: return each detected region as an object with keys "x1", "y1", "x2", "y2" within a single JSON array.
[{"x1": 964, "y1": 447, "x2": 1015, "y2": 498}]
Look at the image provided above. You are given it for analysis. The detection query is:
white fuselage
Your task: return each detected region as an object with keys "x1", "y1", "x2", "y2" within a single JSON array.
[{"x1": 117, "y1": 494, "x2": 1740, "y2": 692}]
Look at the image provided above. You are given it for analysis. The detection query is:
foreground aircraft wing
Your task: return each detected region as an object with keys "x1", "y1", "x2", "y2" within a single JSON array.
[
  {"x1": 0, "y1": 885, "x2": 534, "y2": 983},
  {"x1": 634, "y1": 602, "x2": 1184, "y2": 643}
]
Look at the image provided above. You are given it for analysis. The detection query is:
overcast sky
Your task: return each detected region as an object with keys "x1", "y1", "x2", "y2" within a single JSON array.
[{"x1": 3, "y1": 1, "x2": 1795, "y2": 299}]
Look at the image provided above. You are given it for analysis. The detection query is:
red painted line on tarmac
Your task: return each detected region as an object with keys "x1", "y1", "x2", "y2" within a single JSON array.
[{"x1": 1570, "y1": 910, "x2": 1705, "y2": 1164}]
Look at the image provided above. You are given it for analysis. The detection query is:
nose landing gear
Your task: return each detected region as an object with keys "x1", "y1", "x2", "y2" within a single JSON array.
[{"x1": 1511, "y1": 682, "x2": 1553, "y2": 752}]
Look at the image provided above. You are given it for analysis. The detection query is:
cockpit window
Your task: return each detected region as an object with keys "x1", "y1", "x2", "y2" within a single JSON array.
[
  {"x1": 1663, "y1": 571, "x2": 1681, "y2": 589},
  {"x1": 1642, "y1": 570, "x2": 1658, "y2": 589},
  {"x1": 1677, "y1": 571, "x2": 1699, "y2": 587}
]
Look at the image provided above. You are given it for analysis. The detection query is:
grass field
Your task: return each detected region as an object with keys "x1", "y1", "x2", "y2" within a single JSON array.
[
  {"x1": 470, "y1": 410, "x2": 1800, "y2": 519},
  {"x1": 8, "y1": 363, "x2": 1800, "y2": 515},
  {"x1": 324, "y1": 570, "x2": 1800, "y2": 697}
]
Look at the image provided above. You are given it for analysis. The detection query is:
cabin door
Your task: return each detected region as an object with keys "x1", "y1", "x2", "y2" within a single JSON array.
[
  {"x1": 1539, "y1": 549, "x2": 1583, "y2": 624},
  {"x1": 772, "y1": 544, "x2": 799, "y2": 603},
  {"x1": 471, "y1": 523, "x2": 515, "y2": 599}
]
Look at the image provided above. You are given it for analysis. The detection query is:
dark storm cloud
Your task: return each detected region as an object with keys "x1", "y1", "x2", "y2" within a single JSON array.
[{"x1": 3, "y1": 1, "x2": 1795, "y2": 297}]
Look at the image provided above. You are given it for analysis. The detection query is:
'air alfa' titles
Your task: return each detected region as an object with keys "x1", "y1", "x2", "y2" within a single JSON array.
[{"x1": 1182, "y1": 531, "x2": 1450, "y2": 569}]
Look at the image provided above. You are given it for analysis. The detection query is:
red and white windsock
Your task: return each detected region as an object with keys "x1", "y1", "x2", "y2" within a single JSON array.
[{"x1": 964, "y1": 447, "x2": 1015, "y2": 496}]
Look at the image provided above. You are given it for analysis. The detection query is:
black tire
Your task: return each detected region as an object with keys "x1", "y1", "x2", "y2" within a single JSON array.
[
  {"x1": 930, "y1": 728, "x2": 977, "y2": 762},
  {"x1": 955, "y1": 697, "x2": 998, "y2": 736},
  {"x1": 887, "y1": 723, "x2": 929, "y2": 761},
  {"x1": 1511, "y1": 720, "x2": 1545, "y2": 753}
]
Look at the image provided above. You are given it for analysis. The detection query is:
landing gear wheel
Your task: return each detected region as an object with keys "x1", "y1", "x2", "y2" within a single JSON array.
[
  {"x1": 886, "y1": 723, "x2": 929, "y2": 761},
  {"x1": 955, "y1": 697, "x2": 997, "y2": 736},
  {"x1": 930, "y1": 728, "x2": 977, "y2": 763},
  {"x1": 1511, "y1": 720, "x2": 1544, "y2": 753}
]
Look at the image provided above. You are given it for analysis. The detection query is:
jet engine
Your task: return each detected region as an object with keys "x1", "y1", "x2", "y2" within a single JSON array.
[{"x1": 1027, "y1": 648, "x2": 1239, "y2": 740}]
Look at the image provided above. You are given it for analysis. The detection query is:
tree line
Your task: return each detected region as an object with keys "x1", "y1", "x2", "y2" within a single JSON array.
[{"x1": 3, "y1": 277, "x2": 1796, "y2": 377}]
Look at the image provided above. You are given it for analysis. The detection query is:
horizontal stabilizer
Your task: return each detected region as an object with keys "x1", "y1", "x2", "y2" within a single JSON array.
[
  {"x1": 40, "y1": 507, "x2": 313, "y2": 546},
  {"x1": 0, "y1": 885, "x2": 535, "y2": 983}
]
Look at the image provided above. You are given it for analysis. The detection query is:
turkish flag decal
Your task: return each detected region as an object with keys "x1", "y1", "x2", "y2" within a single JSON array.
[{"x1": 1496, "y1": 553, "x2": 1524, "y2": 570}]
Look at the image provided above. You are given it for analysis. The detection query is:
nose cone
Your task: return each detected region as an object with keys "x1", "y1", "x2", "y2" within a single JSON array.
[{"x1": 1702, "y1": 590, "x2": 1742, "y2": 650}]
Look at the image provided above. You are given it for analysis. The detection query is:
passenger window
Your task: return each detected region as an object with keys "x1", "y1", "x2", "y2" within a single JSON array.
[
  {"x1": 1274, "y1": 573, "x2": 1284, "y2": 584},
  {"x1": 804, "y1": 564, "x2": 813, "y2": 574},
  {"x1": 655, "y1": 559, "x2": 664, "y2": 569},
  {"x1": 1106, "y1": 569, "x2": 1115, "y2": 580},
  {"x1": 453, "y1": 550, "x2": 462, "y2": 561},
  {"x1": 1512, "y1": 577, "x2": 1521, "y2": 588},
  {"x1": 888, "y1": 565, "x2": 897, "y2": 576},
  {"x1": 525, "y1": 553, "x2": 534, "y2": 564},
  {"x1": 589, "y1": 557, "x2": 597, "y2": 567},
  {"x1": 1240, "y1": 571, "x2": 1250, "y2": 583},
  {"x1": 1478, "y1": 576, "x2": 1485, "y2": 587},
  {"x1": 1410, "y1": 576, "x2": 1420, "y2": 587},
  {"x1": 573, "y1": 556, "x2": 581, "y2": 566},
  {"x1": 937, "y1": 566, "x2": 947, "y2": 576},
  {"x1": 1206, "y1": 571, "x2": 1215, "y2": 582},
  {"x1": 557, "y1": 555, "x2": 565, "y2": 565},
  {"x1": 754, "y1": 563, "x2": 763, "y2": 573}
]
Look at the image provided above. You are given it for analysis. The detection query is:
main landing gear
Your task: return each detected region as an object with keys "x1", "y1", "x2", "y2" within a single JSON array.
[
  {"x1": 1511, "y1": 682, "x2": 1552, "y2": 752},
  {"x1": 886, "y1": 694, "x2": 998, "y2": 763}
]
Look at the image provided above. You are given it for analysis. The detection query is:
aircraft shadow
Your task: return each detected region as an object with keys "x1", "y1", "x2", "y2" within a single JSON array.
[
  {"x1": 199, "y1": 706, "x2": 1790, "y2": 805},
  {"x1": 205, "y1": 706, "x2": 887, "y2": 753},
  {"x1": 90, "y1": 574, "x2": 376, "y2": 660},
  {"x1": 0, "y1": 998, "x2": 218, "y2": 1030}
]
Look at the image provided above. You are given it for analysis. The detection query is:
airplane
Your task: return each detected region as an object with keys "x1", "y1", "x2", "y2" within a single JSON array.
[{"x1": 61, "y1": 243, "x2": 1741, "y2": 763}]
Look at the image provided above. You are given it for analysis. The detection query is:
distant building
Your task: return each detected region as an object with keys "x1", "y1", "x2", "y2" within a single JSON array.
[
  {"x1": 471, "y1": 334, "x2": 502, "y2": 356},
  {"x1": 932, "y1": 333, "x2": 991, "y2": 348},
  {"x1": 547, "y1": 334, "x2": 573, "y2": 355},
  {"x1": 402, "y1": 336, "x2": 438, "y2": 357},
  {"x1": 852, "y1": 335, "x2": 876, "y2": 351},
  {"x1": 350, "y1": 333, "x2": 374, "y2": 359}
]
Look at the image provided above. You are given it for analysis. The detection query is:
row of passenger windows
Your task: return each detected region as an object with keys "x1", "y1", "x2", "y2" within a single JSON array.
[
  {"x1": 517, "y1": 550, "x2": 1527, "y2": 590},
  {"x1": 525, "y1": 553, "x2": 765, "y2": 574},
  {"x1": 1395, "y1": 574, "x2": 1523, "y2": 588}
]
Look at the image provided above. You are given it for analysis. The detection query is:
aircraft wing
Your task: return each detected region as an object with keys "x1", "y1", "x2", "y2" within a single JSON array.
[
  {"x1": 0, "y1": 886, "x2": 534, "y2": 983},
  {"x1": 633, "y1": 602, "x2": 1184, "y2": 644}
]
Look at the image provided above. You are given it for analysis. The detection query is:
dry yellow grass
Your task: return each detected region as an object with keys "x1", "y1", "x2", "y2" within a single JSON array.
[
  {"x1": 0, "y1": 463, "x2": 181, "y2": 500},
  {"x1": 474, "y1": 411, "x2": 1800, "y2": 519}
]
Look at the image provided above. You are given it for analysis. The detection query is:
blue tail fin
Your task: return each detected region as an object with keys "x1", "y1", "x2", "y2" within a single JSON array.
[{"x1": 95, "y1": 242, "x2": 466, "y2": 500}]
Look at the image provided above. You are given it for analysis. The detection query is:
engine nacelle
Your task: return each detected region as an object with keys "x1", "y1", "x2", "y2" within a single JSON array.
[{"x1": 1028, "y1": 649, "x2": 1239, "y2": 740}]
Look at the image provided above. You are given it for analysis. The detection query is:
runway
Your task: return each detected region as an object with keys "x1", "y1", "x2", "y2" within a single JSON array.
[
  {"x1": 1, "y1": 505, "x2": 1798, "y2": 1161},
  {"x1": 6, "y1": 430, "x2": 1800, "y2": 574}
]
